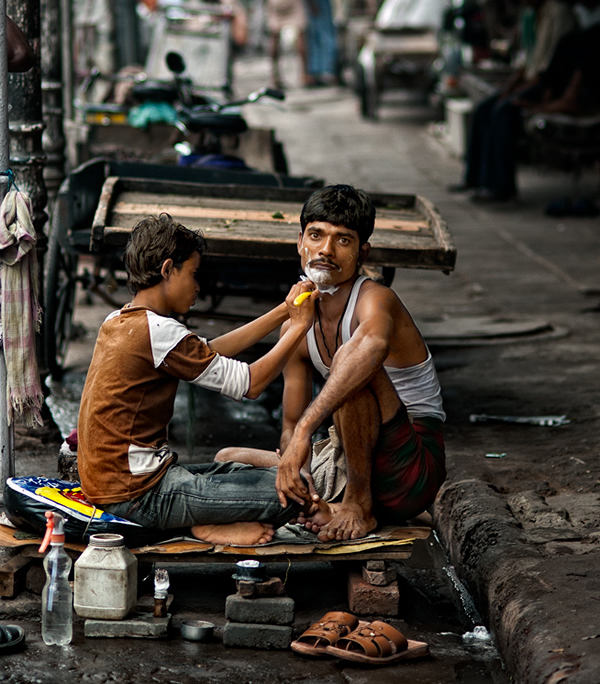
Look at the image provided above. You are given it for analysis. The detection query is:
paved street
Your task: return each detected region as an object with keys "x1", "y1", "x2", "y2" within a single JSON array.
[{"x1": 3, "y1": 49, "x2": 600, "y2": 683}]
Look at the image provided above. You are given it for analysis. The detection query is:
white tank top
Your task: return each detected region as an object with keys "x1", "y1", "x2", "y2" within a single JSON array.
[{"x1": 307, "y1": 276, "x2": 446, "y2": 421}]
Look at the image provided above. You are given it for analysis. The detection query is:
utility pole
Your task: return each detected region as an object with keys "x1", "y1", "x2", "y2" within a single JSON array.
[
  {"x1": 6, "y1": 0, "x2": 59, "y2": 453},
  {"x1": 0, "y1": 1, "x2": 14, "y2": 492},
  {"x1": 6, "y1": 0, "x2": 47, "y2": 246},
  {"x1": 41, "y1": 0, "x2": 66, "y2": 206}
]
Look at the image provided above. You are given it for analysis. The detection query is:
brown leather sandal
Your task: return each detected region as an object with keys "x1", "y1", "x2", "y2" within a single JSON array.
[
  {"x1": 291, "y1": 611, "x2": 361, "y2": 656},
  {"x1": 325, "y1": 620, "x2": 429, "y2": 665}
]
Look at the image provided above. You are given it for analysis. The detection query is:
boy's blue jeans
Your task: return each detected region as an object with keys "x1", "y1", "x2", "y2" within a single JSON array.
[{"x1": 103, "y1": 462, "x2": 300, "y2": 530}]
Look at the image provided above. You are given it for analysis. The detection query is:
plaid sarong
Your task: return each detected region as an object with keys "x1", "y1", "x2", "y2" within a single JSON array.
[
  {"x1": 0, "y1": 190, "x2": 44, "y2": 427},
  {"x1": 372, "y1": 406, "x2": 446, "y2": 523}
]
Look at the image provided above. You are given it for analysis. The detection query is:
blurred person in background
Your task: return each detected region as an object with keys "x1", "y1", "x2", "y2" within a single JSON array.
[
  {"x1": 448, "y1": 0, "x2": 577, "y2": 203},
  {"x1": 266, "y1": 0, "x2": 310, "y2": 88},
  {"x1": 305, "y1": 0, "x2": 338, "y2": 85}
]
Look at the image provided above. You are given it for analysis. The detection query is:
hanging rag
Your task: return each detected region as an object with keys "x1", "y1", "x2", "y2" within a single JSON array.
[{"x1": 0, "y1": 190, "x2": 44, "y2": 427}]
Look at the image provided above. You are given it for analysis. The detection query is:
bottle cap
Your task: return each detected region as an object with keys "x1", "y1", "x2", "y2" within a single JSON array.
[{"x1": 38, "y1": 511, "x2": 65, "y2": 553}]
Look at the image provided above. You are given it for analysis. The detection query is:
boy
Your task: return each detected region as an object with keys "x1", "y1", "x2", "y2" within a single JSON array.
[
  {"x1": 77, "y1": 213, "x2": 319, "y2": 546},
  {"x1": 216, "y1": 185, "x2": 447, "y2": 541}
]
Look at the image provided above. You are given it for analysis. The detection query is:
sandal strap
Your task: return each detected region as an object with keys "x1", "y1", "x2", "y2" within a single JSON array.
[
  {"x1": 297, "y1": 611, "x2": 358, "y2": 646},
  {"x1": 336, "y1": 621, "x2": 408, "y2": 657},
  {"x1": 317, "y1": 611, "x2": 357, "y2": 627},
  {"x1": 368, "y1": 621, "x2": 409, "y2": 652},
  {"x1": 338, "y1": 632, "x2": 381, "y2": 657}
]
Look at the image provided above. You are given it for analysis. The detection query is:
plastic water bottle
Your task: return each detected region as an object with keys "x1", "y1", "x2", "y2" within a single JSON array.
[{"x1": 39, "y1": 511, "x2": 73, "y2": 646}]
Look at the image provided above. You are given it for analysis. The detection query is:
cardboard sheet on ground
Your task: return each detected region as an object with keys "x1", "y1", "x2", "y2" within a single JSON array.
[{"x1": 0, "y1": 523, "x2": 430, "y2": 557}]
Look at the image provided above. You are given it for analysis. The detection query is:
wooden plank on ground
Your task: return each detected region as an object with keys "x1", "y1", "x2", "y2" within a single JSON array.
[{"x1": 0, "y1": 554, "x2": 32, "y2": 597}]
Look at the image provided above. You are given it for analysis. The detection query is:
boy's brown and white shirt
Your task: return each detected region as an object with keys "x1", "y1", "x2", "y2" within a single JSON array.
[{"x1": 77, "y1": 305, "x2": 250, "y2": 505}]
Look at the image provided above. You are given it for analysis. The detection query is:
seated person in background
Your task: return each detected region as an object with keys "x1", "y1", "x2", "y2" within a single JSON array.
[
  {"x1": 518, "y1": 0, "x2": 600, "y2": 115},
  {"x1": 448, "y1": 0, "x2": 577, "y2": 202},
  {"x1": 217, "y1": 185, "x2": 447, "y2": 542},
  {"x1": 6, "y1": 15, "x2": 34, "y2": 72},
  {"x1": 77, "y1": 214, "x2": 320, "y2": 546}
]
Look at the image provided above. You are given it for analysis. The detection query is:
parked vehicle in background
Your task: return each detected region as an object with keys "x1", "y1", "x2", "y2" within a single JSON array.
[{"x1": 355, "y1": 0, "x2": 446, "y2": 119}]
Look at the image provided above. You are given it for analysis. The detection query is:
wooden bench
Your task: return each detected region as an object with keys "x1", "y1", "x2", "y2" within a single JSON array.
[{"x1": 0, "y1": 524, "x2": 431, "y2": 614}]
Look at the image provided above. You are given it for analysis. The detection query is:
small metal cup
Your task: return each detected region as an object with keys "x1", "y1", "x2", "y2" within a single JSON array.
[
  {"x1": 180, "y1": 620, "x2": 215, "y2": 642},
  {"x1": 232, "y1": 559, "x2": 267, "y2": 582}
]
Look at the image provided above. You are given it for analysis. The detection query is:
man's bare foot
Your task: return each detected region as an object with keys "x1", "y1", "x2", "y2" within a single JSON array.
[
  {"x1": 315, "y1": 502, "x2": 377, "y2": 542},
  {"x1": 296, "y1": 499, "x2": 336, "y2": 534},
  {"x1": 191, "y1": 522, "x2": 274, "y2": 546}
]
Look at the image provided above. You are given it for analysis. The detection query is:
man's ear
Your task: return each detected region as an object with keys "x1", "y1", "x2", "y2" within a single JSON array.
[
  {"x1": 160, "y1": 259, "x2": 174, "y2": 280},
  {"x1": 358, "y1": 242, "x2": 371, "y2": 266},
  {"x1": 297, "y1": 230, "x2": 304, "y2": 255}
]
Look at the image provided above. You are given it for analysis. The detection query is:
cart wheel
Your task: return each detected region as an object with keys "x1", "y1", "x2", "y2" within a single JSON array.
[
  {"x1": 356, "y1": 63, "x2": 378, "y2": 121},
  {"x1": 44, "y1": 217, "x2": 78, "y2": 380}
]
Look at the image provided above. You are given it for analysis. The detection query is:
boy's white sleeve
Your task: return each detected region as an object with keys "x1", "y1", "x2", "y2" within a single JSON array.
[{"x1": 192, "y1": 354, "x2": 250, "y2": 402}]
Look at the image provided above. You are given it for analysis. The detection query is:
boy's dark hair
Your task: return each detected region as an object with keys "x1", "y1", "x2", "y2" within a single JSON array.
[
  {"x1": 300, "y1": 184, "x2": 376, "y2": 245},
  {"x1": 123, "y1": 213, "x2": 207, "y2": 294}
]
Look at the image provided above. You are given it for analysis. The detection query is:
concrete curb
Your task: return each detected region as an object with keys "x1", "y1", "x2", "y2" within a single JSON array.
[{"x1": 433, "y1": 478, "x2": 598, "y2": 684}]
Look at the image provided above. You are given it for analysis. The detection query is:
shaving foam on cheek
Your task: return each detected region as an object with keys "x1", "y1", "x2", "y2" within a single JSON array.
[{"x1": 304, "y1": 266, "x2": 340, "y2": 295}]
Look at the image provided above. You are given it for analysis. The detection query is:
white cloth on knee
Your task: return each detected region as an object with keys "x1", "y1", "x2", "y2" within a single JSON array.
[{"x1": 310, "y1": 425, "x2": 347, "y2": 502}]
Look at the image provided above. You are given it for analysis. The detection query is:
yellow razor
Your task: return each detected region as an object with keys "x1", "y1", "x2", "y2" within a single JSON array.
[{"x1": 293, "y1": 291, "x2": 312, "y2": 307}]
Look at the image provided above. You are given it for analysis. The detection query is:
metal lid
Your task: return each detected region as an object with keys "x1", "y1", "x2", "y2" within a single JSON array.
[{"x1": 88, "y1": 533, "x2": 125, "y2": 548}]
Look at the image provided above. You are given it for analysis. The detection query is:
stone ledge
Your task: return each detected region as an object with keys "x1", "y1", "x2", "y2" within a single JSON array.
[{"x1": 433, "y1": 478, "x2": 600, "y2": 684}]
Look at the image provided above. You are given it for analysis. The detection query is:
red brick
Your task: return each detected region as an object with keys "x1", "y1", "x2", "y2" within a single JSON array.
[
  {"x1": 362, "y1": 564, "x2": 397, "y2": 586},
  {"x1": 348, "y1": 570, "x2": 399, "y2": 616}
]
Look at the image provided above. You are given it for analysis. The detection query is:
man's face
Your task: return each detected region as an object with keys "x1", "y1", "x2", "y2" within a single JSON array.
[
  {"x1": 297, "y1": 221, "x2": 369, "y2": 292},
  {"x1": 164, "y1": 251, "x2": 201, "y2": 314}
]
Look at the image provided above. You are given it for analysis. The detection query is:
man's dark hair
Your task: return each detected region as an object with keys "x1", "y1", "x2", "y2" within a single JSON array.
[
  {"x1": 300, "y1": 184, "x2": 376, "y2": 245},
  {"x1": 123, "y1": 213, "x2": 207, "y2": 294}
]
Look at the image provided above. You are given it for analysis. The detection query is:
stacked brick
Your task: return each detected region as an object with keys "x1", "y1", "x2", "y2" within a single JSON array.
[
  {"x1": 348, "y1": 560, "x2": 400, "y2": 616},
  {"x1": 223, "y1": 576, "x2": 295, "y2": 650}
]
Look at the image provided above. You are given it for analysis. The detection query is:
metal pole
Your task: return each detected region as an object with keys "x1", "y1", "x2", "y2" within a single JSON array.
[
  {"x1": 60, "y1": 0, "x2": 73, "y2": 122},
  {"x1": 0, "y1": 0, "x2": 16, "y2": 491},
  {"x1": 7, "y1": 0, "x2": 58, "y2": 448},
  {"x1": 41, "y1": 0, "x2": 66, "y2": 207}
]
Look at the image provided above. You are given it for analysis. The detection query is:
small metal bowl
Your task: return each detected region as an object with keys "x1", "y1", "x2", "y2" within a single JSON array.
[{"x1": 180, "y1": 620, "x2": 215, "y2": 642}]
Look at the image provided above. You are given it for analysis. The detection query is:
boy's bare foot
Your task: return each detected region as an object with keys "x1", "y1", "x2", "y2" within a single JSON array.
[
  {"x1": 191, "y1": 522, "x2": 274, "y2": 546},
  {"x1": 315, "y1": 502, "x2": 377, "y2": 542}
]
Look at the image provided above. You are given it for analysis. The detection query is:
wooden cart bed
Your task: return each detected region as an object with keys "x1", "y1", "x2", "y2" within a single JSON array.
[{"x1": 91, "y1": 178, "x2": 456, "y2": 272}]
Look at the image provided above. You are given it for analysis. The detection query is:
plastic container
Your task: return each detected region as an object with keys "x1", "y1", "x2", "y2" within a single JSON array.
[
  {"x1": 74, "y1": 533, "x2": 138, "y2": 620},
  {"x1": 39, "y1": 511, "x2": 73, "y2": 646}
]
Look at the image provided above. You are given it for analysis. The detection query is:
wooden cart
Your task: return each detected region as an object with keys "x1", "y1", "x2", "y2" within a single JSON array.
[
  {"x1": 44, "y1": 160, "x2": 455, "y2": 378},
  {"x1": 92, "y1": 176, "x2": 455, "y2": 272}
]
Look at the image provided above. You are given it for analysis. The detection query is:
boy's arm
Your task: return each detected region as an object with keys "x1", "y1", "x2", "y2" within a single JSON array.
[
  {"x1": 208, "y1": 282, "x2": 313, "y2": 358},
  {"x1": 208, "y1": 302, "x2": 288, "y2": 358},
  {"x1": 276, "y1": 288, "x2": 395, "y2": 506},
  {"x1": 244, "y1": 302, "x2": 315, "y2": 399}
]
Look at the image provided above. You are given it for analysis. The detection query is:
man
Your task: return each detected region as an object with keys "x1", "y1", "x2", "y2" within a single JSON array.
[
  {"x1": 448, "y1": 0, "x2": 577, "y2": 202},
  {"x1": 217, "y1": 185, "x2": 446, "y2": 542},
  {"x1": 265, "y1": 0, "x2": 309, "y2": 88}
]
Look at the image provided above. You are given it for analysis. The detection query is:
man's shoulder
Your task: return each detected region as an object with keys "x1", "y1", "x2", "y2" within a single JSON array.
[{"x1": 356, "y1": 278, "x2": 399, "y2": 308}]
